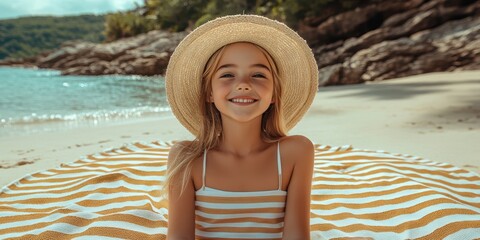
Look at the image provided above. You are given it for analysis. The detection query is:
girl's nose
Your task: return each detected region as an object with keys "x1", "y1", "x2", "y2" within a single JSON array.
[
  {"x1": 237, "y1": 86, "x2": 250, "y2": 91},
  {"x1": 236, "y1": 74, "x2": 251, "y2": 91}
]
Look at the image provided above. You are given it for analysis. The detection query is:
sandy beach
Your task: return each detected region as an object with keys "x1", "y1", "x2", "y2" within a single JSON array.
[{"x1": 1, "y1": 70, "x2": 479, "y2": 188}]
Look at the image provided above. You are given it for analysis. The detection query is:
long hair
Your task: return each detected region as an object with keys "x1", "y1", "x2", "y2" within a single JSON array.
[{"x1": 163, "y1": 42, "x2": 287, "y2": 197}]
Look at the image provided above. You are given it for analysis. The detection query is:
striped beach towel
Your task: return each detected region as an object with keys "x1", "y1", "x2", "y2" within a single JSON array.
[{"x1": 1, "y1": 140, "x2": 479, "y2": 239}]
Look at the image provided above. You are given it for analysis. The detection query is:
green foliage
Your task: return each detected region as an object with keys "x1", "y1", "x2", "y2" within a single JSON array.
[
  {"x1": 0, "y1": 15, "x2": 105, "y2": 60},
  {"x1": 126, "y1": 0, "x2": 380, "y2": 33},
  {"x1": 155, "y1": 0, "x2": 209, "y2": 31},
  {"x1": 104, "y1": 12, "x2": 156, "y2": 42}
]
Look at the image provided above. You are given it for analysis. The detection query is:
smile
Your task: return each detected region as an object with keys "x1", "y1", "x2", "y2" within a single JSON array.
[{"x1": 229, "y1": 98, "x2": 257, "y2": 103}]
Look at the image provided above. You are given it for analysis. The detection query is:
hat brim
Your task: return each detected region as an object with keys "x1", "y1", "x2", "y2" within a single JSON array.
[{"x1": 166, "y1": 14, "x2": 318, "y2": 136}]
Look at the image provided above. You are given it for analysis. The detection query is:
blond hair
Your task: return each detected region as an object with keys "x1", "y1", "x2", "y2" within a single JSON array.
[{"x1": 163, "y1": 42, "x2": 287, "y2": 197}]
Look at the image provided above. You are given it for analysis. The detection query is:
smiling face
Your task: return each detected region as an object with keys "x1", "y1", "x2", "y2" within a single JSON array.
[{"x1": 208, "y1": 42, "x2": 275, "y2": 124}]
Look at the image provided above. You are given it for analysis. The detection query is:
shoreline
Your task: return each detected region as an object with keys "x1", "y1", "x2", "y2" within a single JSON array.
[
  {"x1": 2, "y1": 70, "x2": 480, "y2": 188},
  {"x1": 0, "y1": 112, "x2": 173, "y2": 137}
]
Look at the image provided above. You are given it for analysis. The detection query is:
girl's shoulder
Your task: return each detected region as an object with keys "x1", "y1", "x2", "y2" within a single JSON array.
[
  {"x1": 278, "y1": 135, "x2": 315, "y2": 166},
  {"x1": 278, "y1": 135, "x2": 314, "y2": 152}
]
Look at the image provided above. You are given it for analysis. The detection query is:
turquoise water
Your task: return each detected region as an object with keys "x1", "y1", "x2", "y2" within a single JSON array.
[{"x1": 0, "y1": 67, "x2": 170, "y2": 136}]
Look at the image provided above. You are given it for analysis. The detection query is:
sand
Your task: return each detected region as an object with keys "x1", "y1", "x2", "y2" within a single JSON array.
[{"x1": 1, "y1": 70, "x2": 479, "y2": 188}]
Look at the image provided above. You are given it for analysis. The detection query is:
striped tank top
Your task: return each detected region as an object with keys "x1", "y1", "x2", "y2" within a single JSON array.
[{"x1": 195, "y1": 142, "x2": 287, "y2": 239}]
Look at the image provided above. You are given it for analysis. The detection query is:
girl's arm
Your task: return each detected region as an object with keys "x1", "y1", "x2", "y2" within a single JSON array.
[
  {"x1": 282, "y1": 135, "x2": 315, "y2": 240},
  {"x1": 166, "y1": 142, "x2": 196, "y2": 240}
]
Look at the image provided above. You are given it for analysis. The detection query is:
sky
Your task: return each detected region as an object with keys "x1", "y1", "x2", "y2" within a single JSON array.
[{"x1": 0, "y1": 0, "x2": 144, "y2": 20}]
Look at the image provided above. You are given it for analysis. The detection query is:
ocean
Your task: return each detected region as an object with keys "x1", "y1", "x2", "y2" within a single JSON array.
[{"x1": 0, "y1": 67, "x2": 171, "y2": 136}]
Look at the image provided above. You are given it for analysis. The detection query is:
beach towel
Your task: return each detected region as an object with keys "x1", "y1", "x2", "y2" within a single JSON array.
[{"x1": 1, "y1": 140, "x2": 479, "y2": 239}]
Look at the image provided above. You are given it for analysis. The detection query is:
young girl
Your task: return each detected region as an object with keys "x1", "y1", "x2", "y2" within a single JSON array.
[{"x1": 164, "y1": 14, "x2": 318, "y2": 239}]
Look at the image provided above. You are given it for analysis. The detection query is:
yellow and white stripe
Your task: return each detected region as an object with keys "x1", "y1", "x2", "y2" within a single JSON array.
[
  {"x1": 195, "y1": 187, "x2": 286, "y2": 239},
  {"x1": 0, "y1": 141, "x2": 479, "y2": 239}
]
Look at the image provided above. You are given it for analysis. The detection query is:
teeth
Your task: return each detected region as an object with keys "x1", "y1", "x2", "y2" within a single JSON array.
[{"x1": 231, "y1": 98, "x2": 255, "y2": 103}]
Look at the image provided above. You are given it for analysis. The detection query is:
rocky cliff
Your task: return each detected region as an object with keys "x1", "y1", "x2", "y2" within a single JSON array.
[
  {"x1": 303, "y1": 0, "x2": 480, "y2": 85},
  {"x1": 1, "y1": 0, "x2": 479, "y2": 86}
]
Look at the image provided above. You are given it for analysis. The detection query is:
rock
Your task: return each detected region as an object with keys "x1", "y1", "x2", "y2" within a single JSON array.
[
  {"x1": 318, "y1": 64, "x2": 343, "y2": 86},
  {"x1": 300, "y1": 0, "x2": 426, "y2": 45},
  {"x1": 63, "y1": 58, "x2": 101, "y2": 69},
  {"x1": 44, "y1": 30, "x2": 187, "y2": 76},
  {"x1": 38, "y1": 42, "x2": 95, "y2": 68},
  {"x1": 88, "y1": 61, "x2": 110, "y2": 75},
  {"x1": 315, "y1": 0, "x2": 480, "y2": 85},
  {"x1": 114, "y1": 54, "x2": 137, "y2": 64}
]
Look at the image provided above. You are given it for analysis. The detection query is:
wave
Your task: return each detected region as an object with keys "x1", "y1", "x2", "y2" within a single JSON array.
[{"x1": 0, "y1": 106, "x2": 171, "y2": 126}]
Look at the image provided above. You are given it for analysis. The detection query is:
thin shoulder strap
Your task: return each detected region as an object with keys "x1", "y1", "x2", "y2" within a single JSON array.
[
  {"x1": 202, "y1": 149, "x2": 207, "y2": 190},
  {"x1": 277, "y1": 141, "x2": 282, "y2": 191}
]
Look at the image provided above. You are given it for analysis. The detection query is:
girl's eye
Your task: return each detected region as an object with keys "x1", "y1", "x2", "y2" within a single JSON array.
[
  {"x1": 220, "y1": 73, "x2": 234, "y2": 78},
  {"x1": 253, "y1": 73, "x2": 266, "y2": 78}
]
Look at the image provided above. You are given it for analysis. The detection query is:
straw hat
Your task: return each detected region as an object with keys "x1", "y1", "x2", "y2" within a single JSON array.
[{"x1": 165, "y1": 14, "x2": 318, "y2": 136}]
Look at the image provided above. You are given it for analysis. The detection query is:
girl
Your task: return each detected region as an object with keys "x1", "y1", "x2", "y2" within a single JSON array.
[{"x1": 164, "y1": 14, "x2": 318, "y2": 239}]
